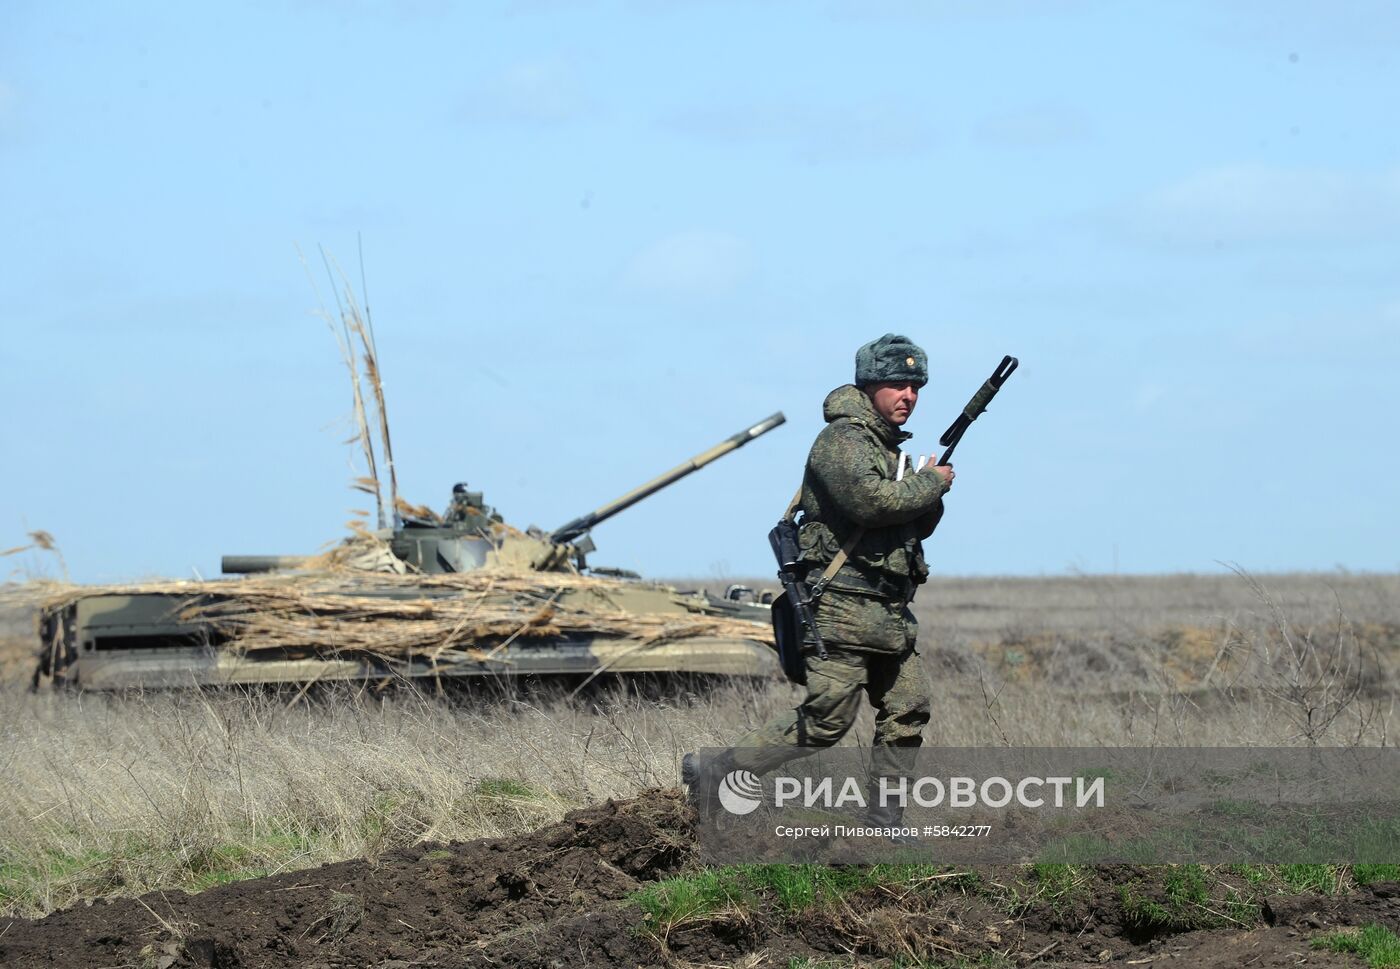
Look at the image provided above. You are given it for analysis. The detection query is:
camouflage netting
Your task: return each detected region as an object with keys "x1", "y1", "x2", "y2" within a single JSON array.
[{"x1": 36, "y1": 568, "x2": 774, "y2": 669}]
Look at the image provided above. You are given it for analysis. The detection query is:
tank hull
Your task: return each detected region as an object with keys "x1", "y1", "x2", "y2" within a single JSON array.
[{"x1": 36, "y1": 573, "x2": 780, "y2": 690}]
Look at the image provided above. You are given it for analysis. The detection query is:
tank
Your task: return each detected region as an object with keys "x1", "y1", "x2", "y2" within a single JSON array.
[{"x1": 32, "y1": 414, "x2": 785, "y2": 691}]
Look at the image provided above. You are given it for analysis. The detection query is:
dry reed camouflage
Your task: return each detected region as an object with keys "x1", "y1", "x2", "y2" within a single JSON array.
[{"x1": 732, "y1": 384, "x2": 948, "y2": 776}]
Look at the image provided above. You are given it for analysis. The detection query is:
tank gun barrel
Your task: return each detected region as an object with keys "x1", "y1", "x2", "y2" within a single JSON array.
[
  {"x1": 550, "y1": 411, "x2": 785, "y2": 544},
  {"x1": 222, "y1": 555, "x2": 312, "y2": 574}
]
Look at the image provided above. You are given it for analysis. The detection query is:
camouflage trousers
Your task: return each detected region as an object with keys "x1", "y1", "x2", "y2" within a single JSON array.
[{"x1": 730, "y1": 595, "x2": 930, "y2": 779}]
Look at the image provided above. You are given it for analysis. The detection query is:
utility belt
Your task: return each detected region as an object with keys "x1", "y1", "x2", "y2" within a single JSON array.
[{"x1": 821, "y1": 565, "x2": 914, "y2": 603}]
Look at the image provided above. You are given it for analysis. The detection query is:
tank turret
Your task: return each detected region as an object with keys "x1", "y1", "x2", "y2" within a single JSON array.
[{"x1": 222, "y1": 411, "x2": 785, "y2": 577}]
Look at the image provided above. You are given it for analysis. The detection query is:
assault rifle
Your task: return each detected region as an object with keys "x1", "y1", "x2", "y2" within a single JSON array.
[
  {"x1": 767, "y1": 355, "x2": 1019, "y2": 684},
  {"x1": 936, "y1": 354, "x2": 1018, "y2": 466}
]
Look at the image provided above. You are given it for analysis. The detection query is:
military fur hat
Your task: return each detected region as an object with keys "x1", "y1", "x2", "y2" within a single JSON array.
[{"x1": 854, "y1": 333, "x2": 928, "y2": 387}]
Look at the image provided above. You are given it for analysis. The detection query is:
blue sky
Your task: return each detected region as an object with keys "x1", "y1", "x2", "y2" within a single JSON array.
[{"x1": 2, "y1": 1, "x2": 1397, "y2": 583}]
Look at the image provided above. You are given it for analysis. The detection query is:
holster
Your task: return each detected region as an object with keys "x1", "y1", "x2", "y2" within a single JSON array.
[
  {"x1": 769, "y1": 485, "x2": 863, "y2": 684},
  {"x1": 769, "y1": 588, "x2": 808, "y2": 685}
]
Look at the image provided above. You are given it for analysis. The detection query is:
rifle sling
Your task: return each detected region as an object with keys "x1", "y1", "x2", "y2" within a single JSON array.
[{"x1": 783, "y1": 485, "x2": 863, "y2": 598}]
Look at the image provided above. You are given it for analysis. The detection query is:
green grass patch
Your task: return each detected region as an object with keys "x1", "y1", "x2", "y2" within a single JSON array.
[
  {"x1": 639, "y1": 862, "x2": 1349, "y2": 945},
  {"x1": 739, "y1": 863, "x2": 911, "y2": 911},
  {"x1": 633, "y1": 864, "x2": 969, "y2": 939},
  {"x1": 633, "y1": 867, "x2": 750, "y2": 938},
  {"x1": 1031, "y1": 863, "x2": 1084, "y2": 898},
  {"x1": 1119, "y1": 864, "x2": 1237, "y2": 932},
  {"x1": 476, "y1": 777, "x2": 536, "y2": 799},
  {"x1": 1229, "y1": 863, "x2": 1273, "y2": 887},
  {"x1": 1227, "y1": 863, "x2": 1356, "y2": 896},
  {"x1": 1277, "y1": 863, "x2": 1346, "y2": 894},
  {"x1": 189, "y1": 863, "x2": 271, "y2": 892},
  {"x1": 1354, "y1": 864, "x2": 1400, "y2": 885},
  {"x1": 0, "y1": 825, "x2": 322, "y2": 919},
  {"x1": 1312, "y1": 924, "x2": 1400, "y2": 967},
  {"x1": 0, "y1": 845, "x2": 121, "y2": 911},
  {"x1": 1164, "y1": 863, "x2": 1210, "y2": 908},
  {"x1": 1005, "y1": 863, "x2": 1088, "y2": 916},
  {"x1": 1, "y1": 846, "x2": 111, "y2": 886},
  {"x1": 1118, "y1": 888, "x2": 1185, "y2": 932}
]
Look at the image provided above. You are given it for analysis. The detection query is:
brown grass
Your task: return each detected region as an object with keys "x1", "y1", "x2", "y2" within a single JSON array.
[{"x1": 1, "y1": 571, "x2": 1397, "y2": 917}]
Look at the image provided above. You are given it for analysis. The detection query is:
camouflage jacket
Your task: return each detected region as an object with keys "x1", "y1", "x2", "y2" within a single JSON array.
[{"x1": 796, "y1": 384, "x2": 948, "y2": 599}]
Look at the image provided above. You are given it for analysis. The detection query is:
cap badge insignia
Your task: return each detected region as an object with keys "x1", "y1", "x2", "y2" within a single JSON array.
[{"x1": 906, "y1": 356, "x2": 915, "y2": 366}]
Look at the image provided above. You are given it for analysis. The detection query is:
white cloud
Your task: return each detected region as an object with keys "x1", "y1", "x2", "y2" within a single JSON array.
[
  {"x1": 458, "y1": 58, "x2": 591, "y2": 125},
  {"x1": 1131, "y1": 165, "x2": 1400, "y2": 244},
  {"x1": 622, "y1": 231, "x2": 755, "y2": 298},
  {"x1": 659, "y1": 100, "x2": 935, "y2": 162}
]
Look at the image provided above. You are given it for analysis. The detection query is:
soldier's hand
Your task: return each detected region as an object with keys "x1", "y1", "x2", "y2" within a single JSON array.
[{"x1": 928, "y1": 463, "x2": 954, "y2": 488}]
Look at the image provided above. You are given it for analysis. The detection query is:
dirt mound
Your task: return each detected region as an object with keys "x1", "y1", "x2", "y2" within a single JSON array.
[
  {"x1": 3, "y1": 792, "x2": 1397, "y2": 969},
  {"x1": 0, "y1": 792, "x2": 692, "y2": 969}
]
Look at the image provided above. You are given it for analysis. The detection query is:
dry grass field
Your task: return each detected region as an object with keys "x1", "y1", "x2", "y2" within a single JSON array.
[{"x1": 1, "y1": 571, "x2": 1397, "y2": 929}]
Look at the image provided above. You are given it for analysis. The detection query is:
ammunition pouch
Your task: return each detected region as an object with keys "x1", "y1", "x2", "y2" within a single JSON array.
[
  {"x1": 796, "y1": 519, "x2": 841, "y2": 569},
  {"x1": 908, "y1": 539, "x2": 930, "y2": 587},
  {"x1": 799, "y1": 520, "x2": 919, "y2": 602}
]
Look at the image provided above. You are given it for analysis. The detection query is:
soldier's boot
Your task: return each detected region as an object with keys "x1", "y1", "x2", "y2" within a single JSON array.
[
  {"x1": 681, "y1": 749, "x2": 737, "y2": 820},
  {"x1": 864, "y1": 781, "x2": 919, "y2": 846}
]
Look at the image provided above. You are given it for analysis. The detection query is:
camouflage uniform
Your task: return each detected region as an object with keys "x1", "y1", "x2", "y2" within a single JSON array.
[{"x1": 732, "y1": 383, "x2": 948, "y2": 778}]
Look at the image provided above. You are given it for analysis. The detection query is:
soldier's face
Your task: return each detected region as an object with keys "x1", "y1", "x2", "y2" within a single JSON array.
[{"x1": 866, "y1": 381, "x2": 920, "y2": 426}]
